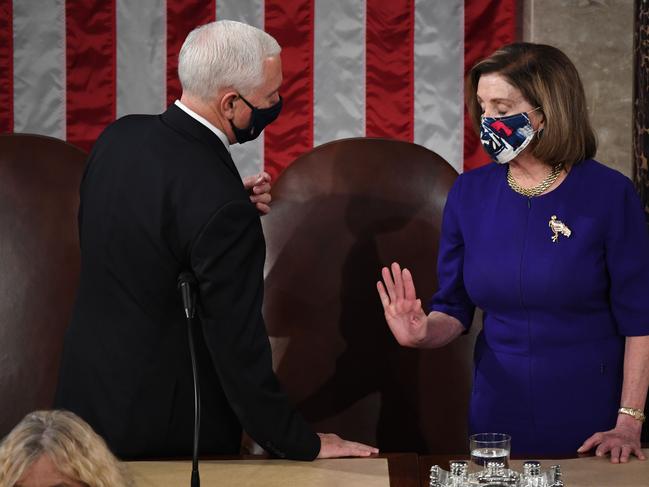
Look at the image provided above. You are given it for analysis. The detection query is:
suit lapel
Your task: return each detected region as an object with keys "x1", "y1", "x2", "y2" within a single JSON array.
[{"x1": 160, "y1": 104, "x2": 240, "y2": 179}]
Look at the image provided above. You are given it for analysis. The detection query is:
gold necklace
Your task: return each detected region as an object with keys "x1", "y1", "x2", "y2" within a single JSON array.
[{"x1": 507, "y1": 164, "x2": 563, "y2": 198}]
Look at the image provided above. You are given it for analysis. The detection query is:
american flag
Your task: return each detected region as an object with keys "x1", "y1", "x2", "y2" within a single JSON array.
[{"x1": 0, "y1": 0, "x2": 516, "y2": 179}]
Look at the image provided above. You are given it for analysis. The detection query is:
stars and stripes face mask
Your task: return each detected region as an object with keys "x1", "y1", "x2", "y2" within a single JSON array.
[{"x1": 480, "y1": 107, "x2": 541, "y2": 164}]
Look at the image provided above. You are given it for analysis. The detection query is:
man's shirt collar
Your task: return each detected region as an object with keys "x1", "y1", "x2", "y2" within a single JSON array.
[{"x1": 174, "y1": 100, "x2": 231, "y2": 153}]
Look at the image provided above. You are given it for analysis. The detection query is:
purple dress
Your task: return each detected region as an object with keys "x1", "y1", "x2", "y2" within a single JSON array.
[{"x1": 431, "y1": 159, "x2": 649, "y2": 456}]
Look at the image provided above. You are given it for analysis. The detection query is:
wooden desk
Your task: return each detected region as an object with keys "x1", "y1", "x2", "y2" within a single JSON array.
[
  {"x1": 128, "y1": 453, "x2": 419, "y2": 487},
  {"x1": 383, "y1": 453, "x2": 420, "y2": 487}
]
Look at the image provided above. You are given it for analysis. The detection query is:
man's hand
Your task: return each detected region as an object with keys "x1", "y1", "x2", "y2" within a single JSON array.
[
  {"x1": 316, "y1": 433, "x2": 379, "y2": 458},
  {"x1": 243, "y1": 171, "x2": 272, "y2": 215}
]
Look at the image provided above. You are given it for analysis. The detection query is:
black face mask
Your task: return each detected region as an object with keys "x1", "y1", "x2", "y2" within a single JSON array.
[{"x1": 230, "y1": 94, "x2": 283, "y2": 143}]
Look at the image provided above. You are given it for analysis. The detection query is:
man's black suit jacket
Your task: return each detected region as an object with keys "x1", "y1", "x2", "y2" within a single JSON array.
[{"x1": 55, "y1": 104, "x2": 320, "y2": 460}]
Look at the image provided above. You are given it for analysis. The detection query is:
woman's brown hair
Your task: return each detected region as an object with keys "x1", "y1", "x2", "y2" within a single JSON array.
[{"x1": 466, "y1": 42, "x2": 597, "y2": 167}]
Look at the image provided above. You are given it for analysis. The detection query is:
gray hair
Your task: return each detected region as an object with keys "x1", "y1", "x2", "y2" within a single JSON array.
[{"x1": 178, "y1": 20, "x2": 281, "y2": 102}]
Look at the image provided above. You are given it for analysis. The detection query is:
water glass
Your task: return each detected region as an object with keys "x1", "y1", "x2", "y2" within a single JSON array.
[{"x1": 469, "y1": 432, "x2": 511, "y2": 470}]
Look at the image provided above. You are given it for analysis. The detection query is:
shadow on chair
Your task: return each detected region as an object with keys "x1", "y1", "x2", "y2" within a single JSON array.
[
  {"x1": 262, "y1": 137, "x2": 479, "y2": 454},
  {"x1": 0, "y1": 134, "x2": 86, "y2": 438}
]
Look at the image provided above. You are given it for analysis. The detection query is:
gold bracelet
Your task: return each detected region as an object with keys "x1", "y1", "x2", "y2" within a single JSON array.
[{"x1": 618, "y1": 407, "x2": 646, "y2": 422}]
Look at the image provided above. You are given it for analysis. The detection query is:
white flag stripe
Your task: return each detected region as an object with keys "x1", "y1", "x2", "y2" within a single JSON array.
[
  {"x1": 216, "y1": 0, "x2": 264, "y2": 29},
  {"x1": 116, "y1": 0, "x2": 166, "y2": 118},
  {"x1": 313, "y1": 0, "x2": 366, "y2": 147},
  {"x1": 218, "y1": 0, "x2": 265, "y2": 178},
  {"x1": 414, "y1": 0, "x2": 464, "y2": 173},
  {"x1": 13, "y1": 0, "x2": 65, "y2": 140}
]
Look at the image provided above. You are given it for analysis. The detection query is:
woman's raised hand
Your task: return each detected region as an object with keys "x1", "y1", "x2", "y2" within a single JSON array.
[{"x1": 377, "y1": 262, "x2": 429, "y2": 347}]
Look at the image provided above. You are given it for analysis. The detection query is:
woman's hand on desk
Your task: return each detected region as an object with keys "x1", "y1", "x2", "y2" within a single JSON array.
[
  {"x1": 577, "y1": 416, "x2": 646, "y2": 463},
  {"x1": 316, "y1": 433, "x2": 379, "y2": 458}
]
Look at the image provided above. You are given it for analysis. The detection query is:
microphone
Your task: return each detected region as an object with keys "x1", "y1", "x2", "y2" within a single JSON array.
[
  {"x1": 178, "y1": 272, "x2": 197, "y2": 319},
  {"x1": 178, "y1": 272, "x2": 200, "y2": 487}
]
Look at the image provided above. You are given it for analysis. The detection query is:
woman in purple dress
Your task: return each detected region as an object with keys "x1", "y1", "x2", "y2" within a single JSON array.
[{"x1": 377, "y1": 43, "x2": 649, "y2": 462}]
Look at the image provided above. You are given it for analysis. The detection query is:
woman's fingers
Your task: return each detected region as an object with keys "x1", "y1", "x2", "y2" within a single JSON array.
[
  {"x1": 379, "y1": 263, "x2": 423, "y2": 325},
  {"x1": 402, "y1": 267, "x2": 417, "y2": 300},
  {"x1": 609, "y1": 446, "x2": 621, "y2": 463},
  {"x1": 619, "y1": 445, "x2": 632, "y2": 463},
  {"x1": 376, "y1": 281, "x2": 391, "y2": 309},
  {"x1": 406, "y1": 298, "x2": 419, "y2": 315},
  {"x1": 580, "y1": 428, "x2": 647, "y2": 464},
  {"x1": 381, "y1": 266, "x2": 397, "y2": 303},
  {"x1": 577, "y1": 432, "x2": 601, "y2": 454},
  {"x1": 380, "y1": 264, "x2": 421, "y2": 314},
  {"x1": 391, "y1": 262, "x2": 404, "y2": 300}
]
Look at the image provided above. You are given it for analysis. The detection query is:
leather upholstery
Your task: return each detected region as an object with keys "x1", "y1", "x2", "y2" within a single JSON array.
[
  {"x1": 262, "y1": 137, "x2": 479, "y2": 454},
  {"x1": 0, "y1": 134, "x2": 85, "y2": 438}
]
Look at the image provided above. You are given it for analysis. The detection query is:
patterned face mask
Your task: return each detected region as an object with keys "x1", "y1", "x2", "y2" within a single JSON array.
[{"x1": 479, "y1": 107, "x2": 541, "y2": 164}]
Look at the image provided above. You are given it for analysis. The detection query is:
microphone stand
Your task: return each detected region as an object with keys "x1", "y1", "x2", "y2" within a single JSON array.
[{"x1": 179, "y1": 273, "x2": 200, "y2": 487}]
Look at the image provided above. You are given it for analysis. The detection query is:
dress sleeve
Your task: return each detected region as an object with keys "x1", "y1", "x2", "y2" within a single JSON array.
[
  {"x1": 190, "y1": 200, "x2": 320, "y2": 460},
  {"x1": 606, "y1": 179, "x2": 649, "y2": 336},
  {"x1": 428, "y1": 176, "x2": 476, "y2": 329}
]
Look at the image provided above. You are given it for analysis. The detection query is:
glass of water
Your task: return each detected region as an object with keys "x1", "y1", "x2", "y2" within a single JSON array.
[{"x1": 469, "y1": 432, "x2": 511, "y2": 469}]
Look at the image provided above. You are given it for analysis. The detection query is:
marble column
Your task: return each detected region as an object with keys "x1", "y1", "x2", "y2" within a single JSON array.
[
  {"x1": 522, "y1": 0, "x2": 634, "y2": 177},
  {"x1": 633, "y1": 0, "x2": 649, "y2": 225},
  {"x1": 633, "y1": 0, "x2": 649, "y2": 444}
]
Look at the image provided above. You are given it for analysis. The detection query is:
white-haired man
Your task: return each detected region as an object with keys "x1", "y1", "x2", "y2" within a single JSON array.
[{"x1": 55, "y1": 20, "x2": 377, "y2": 461}]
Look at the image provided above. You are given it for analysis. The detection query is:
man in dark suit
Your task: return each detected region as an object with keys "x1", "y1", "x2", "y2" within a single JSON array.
[{"x1": 55, "y1": 20, "x2": 377, "y2": 461}]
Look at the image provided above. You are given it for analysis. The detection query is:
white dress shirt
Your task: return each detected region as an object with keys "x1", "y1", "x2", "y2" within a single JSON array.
[{"x1": 174, "y1": 100, "x2": 230, "y2": 153}]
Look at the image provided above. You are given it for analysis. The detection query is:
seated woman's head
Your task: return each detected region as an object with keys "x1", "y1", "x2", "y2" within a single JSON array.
[{"x1": 0, "y1": 410, "x2": 132, "y2": 487}]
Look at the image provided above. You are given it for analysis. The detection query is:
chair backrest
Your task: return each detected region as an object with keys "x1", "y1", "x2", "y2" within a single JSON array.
[
  {"x1": 262, "y1": 137, "x2": 478, "y2": 454},
  {"x1": 0, "y1": 134, "x2": 86, "y2": 438}
]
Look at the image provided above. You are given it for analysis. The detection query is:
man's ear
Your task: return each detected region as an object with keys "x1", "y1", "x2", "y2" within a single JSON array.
[{"x1": 220, "y1": 91, "x2": 239, "y2": 120}]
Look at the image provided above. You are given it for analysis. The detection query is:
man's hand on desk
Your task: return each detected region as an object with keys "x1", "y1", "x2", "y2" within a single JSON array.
[
  {"x1": 243, "y1": 171, "x2": 272, "y2": 215},
  {"x1": 316, "y1": 432, "x2": 379, "y2": 458}
]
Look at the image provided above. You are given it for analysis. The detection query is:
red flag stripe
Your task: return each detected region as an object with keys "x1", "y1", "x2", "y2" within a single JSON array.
[
  {"x1": 463, "y1": 0, "x2": 517, "y2": 171},
  {"x1": 66, "y1": 1, "x2": 116, "y2": 151},
  {"x1": 166, "y1": 1, "x2": 215, "y2": 107},
  {"x1": 365, "y1": 0, "x2": 415, "y2": 142},
  {"x1": 264, "y1": 0, "x2": 314, "y2": 180},
  {"x1": 0, "y1": 0, "x2": 13, "y2": 133}
]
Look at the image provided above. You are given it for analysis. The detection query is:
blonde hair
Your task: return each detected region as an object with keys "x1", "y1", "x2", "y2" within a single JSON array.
[
  {"x1": 0, "y1": 410, "x2": 133, "y2": 487},
  {"x1": 466, "y1": 42, "x2": 597, "y2": 167}
]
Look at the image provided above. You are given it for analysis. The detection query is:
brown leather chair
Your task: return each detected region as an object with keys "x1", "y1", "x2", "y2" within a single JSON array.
[
  {"x1": 262, "y1": 137, "x2": 479, "y2": 454},
  {"x1": 0, "y1": 134, "x2": 86, "y2": 438}
]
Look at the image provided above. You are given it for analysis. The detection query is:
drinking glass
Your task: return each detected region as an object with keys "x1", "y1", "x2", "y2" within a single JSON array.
[{"x1": 469, "y1": 432, "x2": 511, "y2": 470}]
